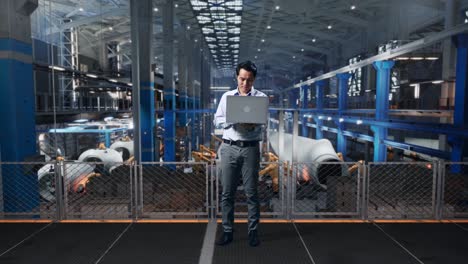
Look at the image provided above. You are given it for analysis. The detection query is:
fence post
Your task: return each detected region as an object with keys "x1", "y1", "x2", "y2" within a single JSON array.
[
  {"x1": 130, "y1": 163, "x2": 135, "y2": 220},
  {"x1": 54, "y1": 160, "x2": 65, "y2": 221},
  {"x1": 436, "y1": 160, "x2": 445, "y2": 220},
  {"x1": 287, "y1": 161, "x2": 293, "y2": 220},
  {"x1": 362, "y1": 163, "x2": 369, "y2": 220}
]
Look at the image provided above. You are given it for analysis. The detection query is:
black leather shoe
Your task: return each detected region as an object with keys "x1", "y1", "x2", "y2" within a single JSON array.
[
  {"x1": 216, "y1": 231, "x2": 233, "y2": 246},
  {"x1": 248, "y1": 230, "x2": 260, "y2": 247}
]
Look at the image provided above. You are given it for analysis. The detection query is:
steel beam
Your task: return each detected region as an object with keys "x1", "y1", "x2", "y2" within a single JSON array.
[
  {"x1": 290, "y1": 22, "x2": 468, "y2": 90},
  {"x1": 451, "y1": 33, "x2": 468, "y2": 162}
]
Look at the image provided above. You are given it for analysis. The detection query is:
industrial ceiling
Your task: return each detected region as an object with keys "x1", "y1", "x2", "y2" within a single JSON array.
[{"x1": 33, "y1": 0, "x2": 465, "y2": 89}]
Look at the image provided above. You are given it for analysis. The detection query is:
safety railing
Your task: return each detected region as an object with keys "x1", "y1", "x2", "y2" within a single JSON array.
[
  {"x1": 215, "y1": 162, "x2": 287, "y2": 218},
  {"x1": 0, "y1": 162, "x2": 58, "y2": 219},
  {"x1": 290, "y1": 162, "x2": 363, "y2": 219},
  {"x1": 139, "y1": 162, "x2": 209, "y2": 219},
  {"x1": 62, "y1": 162, "x2": 132, "y2": 220},
  {"x1": 0, "y1": 161, "x2": 467, "y2": 221},
  {"x1": 366, "y1": 162, "x2": 437, "y2": 220},
  {"x1": 440, "y1": 162, "x2": 468, "y2": 219}
]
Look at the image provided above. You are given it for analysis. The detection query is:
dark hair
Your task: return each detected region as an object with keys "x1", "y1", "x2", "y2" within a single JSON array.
[{"x1": 236, "y1": 60, "x2": 257, "y2": 78}]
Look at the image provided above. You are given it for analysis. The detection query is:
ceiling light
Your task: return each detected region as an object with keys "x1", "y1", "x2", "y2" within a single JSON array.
[
  {"x1": 327, "y1": 117, "x2": 332, "y2": 121},
  {"x1": 187, "y1": 25, "x2": 191, "y2": 30},
  {"x1": 153, "y1": 7, "x2": 158, "y2": 12},
  {"x1": 108, "y1": 27, "x2": 113, "y2": 31},
  {"x1": 350, "y1": 5, "x2": 356, "y2": 10},
  {"x1": 195, "y1": 39, "x2": 198, "y2": 42},
  {"x1": 257, "y1": 48, "x2": 261, "y2": 52},
  {"x1": 175, "y1": 4, "x2": 178, "y2": 8},
  {"x1": 425, "y1": 57, "x2": 439, "y2": 60},
  {"x1": 49, "y1": 66, "x2": 65, "y2": 71},
  {"x1": 86, "y1": 73, "x2": 98, "y2": 78},
  {"x1": 275, "y1": 6, "x2": 280, "y2": 10},
  {"x1": 267, "y1": 25, "x2": 271, "y2": 29},
  {"x1": 261, "y1": 39, "x2": 265, "y2": 42},
  {"x1": 301, "y1": 48, "x2": 304, "y2": 52},
  {"x1": 339, "y1": 118, "x2": 344, "y2": 123},
  {"x1": 432, "y1": 80, "x2": 444, "y2": 84},
  {"x1": 109, "y1": 79, "x2": 118, "y2": 83},
  {"x1": 292, "y1": 56, "x2": 296, "y2": 59},
  {"x1": 395, "y1": 57, "x2": 409, "y2": 60},
  {"x1": 411, "y1": 57, "x2": 424, "y2": 60},
  {"x1": 79, "y1": 7, "x2": 84, "y2": 12},
  {"x1": 312, "y1": 38, "x2": 316, "y2": 42},
  {"x1": 254, "y1": 56, "x2": 257, "y2": 59},
  {"x1": 327, "y1": 25, "x2": 332, "y2": 29},
  {"x1": 356, "y1": 120, "x2": 363, "y2": 125}
]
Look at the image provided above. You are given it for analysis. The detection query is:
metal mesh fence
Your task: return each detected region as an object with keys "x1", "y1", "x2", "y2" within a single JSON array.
[
  {"x1": 62, "y1": 162, "x2": 132, "y2": 219},
  {"x1": 441, "y1": 162, "x2": 468, "y2": 218},
  {"x1": 215, "y1": 162, "x2": 286, "y2": 218},
  {"x1": 367, "y1": 162, "x2": 437, "y2": 219},
  {"x1": 139, "y1": 162, "x2": 209, "y2": 219},
  {"x1": 0, "y1": 162, "x2": 57, "y2": 219},
  {"x1": 1, "y1": 160, "x2": 468, "y2": 221},
  {"x1": 291, "y1": 162, "x2": 362, "y2": 218}
]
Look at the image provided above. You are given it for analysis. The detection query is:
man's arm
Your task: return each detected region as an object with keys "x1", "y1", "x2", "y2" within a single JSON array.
[{"x1": 214, "y1": 93, "x2": 232, "y2": 129}]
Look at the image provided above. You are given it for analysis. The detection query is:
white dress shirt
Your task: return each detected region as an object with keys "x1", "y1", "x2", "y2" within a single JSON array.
[{"x1": 214, "y1": 87, "x2": 267, "y2": 141}]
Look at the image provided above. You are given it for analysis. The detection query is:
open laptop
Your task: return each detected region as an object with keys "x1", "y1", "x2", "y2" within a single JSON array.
[{"x1": 226, "y1": 95, "x2": 269, "y2": 124}]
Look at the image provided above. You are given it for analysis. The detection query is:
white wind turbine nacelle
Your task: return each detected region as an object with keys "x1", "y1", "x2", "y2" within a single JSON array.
[
  {"x1": 37, "y1": 162, "x2": 95, "y2": 202},
  {"x1": 78, "y1": 148, "x2": 124, "y2": 172},
  {"x1": 269, "y1": 131, "x2": 345, "y2": 188},
  {"x1": 110, "y1": 140, "x2": 134, "y2": 161}
]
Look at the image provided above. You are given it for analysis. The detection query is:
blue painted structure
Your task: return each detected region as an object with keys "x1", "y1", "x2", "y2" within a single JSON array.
[
  {"x1": 337, "y1": 73, "x2": 350, "y2": 157},
  {"x1": 178, "y1": 91, "x2": 188, "y2": 126},
  {"x1": 301, "y1": 85, "x2": 309, "y2": 136},
  {"x1": 141, "y1": 81, "x2": 155, "y2": 161},
  {"x1": 48, "y1": 127, "x2": 128, "y2": 148},
  {"x1": 191, "y1": 97, "x2": 197, "y2": 150},
  {"x1": 452, "y1": 34, "x2": 468, "y2": 163},
  {"x1": 372, "y1": 60, "x2": 394, "y2": 161},
  {"x1": 0, "y1": 38, "x2": 38, "y2": 212},
  {"x1": 164, "y1": 90, "x2": 176, "y2": 162},
  {"x1": 314, "y1": 80, "x2": 326, "y2": 139}
]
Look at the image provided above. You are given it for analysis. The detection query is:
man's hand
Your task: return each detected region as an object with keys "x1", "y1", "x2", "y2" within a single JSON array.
[{"x1": 235, "y1": 123, "x2": 257, "y2": 132}]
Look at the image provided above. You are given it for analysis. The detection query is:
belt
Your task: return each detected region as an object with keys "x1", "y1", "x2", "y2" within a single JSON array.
[{"x1": 223, "y1": 139, "x2": 259, "y2": 147}]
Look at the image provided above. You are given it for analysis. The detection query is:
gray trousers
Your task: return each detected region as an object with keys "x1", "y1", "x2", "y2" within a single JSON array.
[{"x1": 219, "y1": 142, "x2": 260, "y2": 233}]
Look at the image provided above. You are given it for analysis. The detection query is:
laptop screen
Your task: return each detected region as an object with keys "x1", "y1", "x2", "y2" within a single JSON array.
[{"x1": 225, "y1": 96, "x2": 269, "y2": 124}]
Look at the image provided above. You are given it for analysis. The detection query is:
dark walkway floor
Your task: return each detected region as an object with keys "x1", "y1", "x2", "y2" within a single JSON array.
[{"x1": 0, "y1": 222, "x2": 467, "y2": 264}]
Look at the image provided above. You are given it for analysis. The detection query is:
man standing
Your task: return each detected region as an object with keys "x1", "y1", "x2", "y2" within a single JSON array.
[{"x1": 214, "y1": 60, "x2": 266, "y2": 247}]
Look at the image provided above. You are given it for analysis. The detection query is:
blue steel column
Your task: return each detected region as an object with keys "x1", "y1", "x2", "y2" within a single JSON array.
[
  {"x1": 372, "y1": 61, "x2": 395, "y2": 162},
  {"x1": 163, "y1": 1, "x2": 176, "y2": 162},
  {"x1": 0, "y1": 0, "x2": 38, "y2": 212},
  {"x1": 314, "y1": 80, "x2": 325, "y2": 139},
  {"x1": 301, "y1": 85, "x2": 309, "y2": 136},
  {"x1": 452, "y1": 34, "x2": 468, "y2": 162},
  {"x1": 130, "y1": 0, "x2": 154, "y2": 162},
  {"x1": 191, "y1": 43, "x2": 201, "y2": 151},
  {"x1": 177, "y1": 26, "x2": 187, "y2": 127},
  {"x1": 337, "y1": 73, "x2": 350, "y2": 157},
  {"x1": 186, "y1": 36, "x2": 194, "y2": 157}
]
